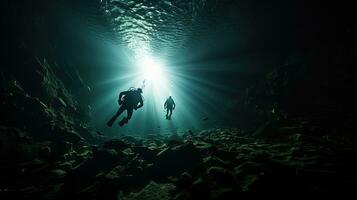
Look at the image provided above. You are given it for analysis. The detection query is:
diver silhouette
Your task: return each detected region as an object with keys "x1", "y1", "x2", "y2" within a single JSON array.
[
  {"x1": 107, "y1": 87, "x2": 144, "y2": 127},
  {"x1": 164, "y1": 96, "x2": 175, "y2": 120}
]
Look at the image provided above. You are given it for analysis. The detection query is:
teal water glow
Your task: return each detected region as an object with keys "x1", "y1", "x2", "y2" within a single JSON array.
[{"x1": 82, "y1": 0, "x2": 296, "y2": 136}]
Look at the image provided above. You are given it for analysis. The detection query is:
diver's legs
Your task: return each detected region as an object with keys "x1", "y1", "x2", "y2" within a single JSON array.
[
  {"x1": 126, "y1": 108, "x2": 133, "y2": 121},
  {"x1": 166, "y1": 108, "x2": 169, "y2": 119},
  {"x1": 168, "y1": 108, "x2": 172, "y2": 120},
  {"x1": 107, "y1": 106, "x2": 125, "y2": 127},
  {"x1": 119, "y1": 107, "x2": 133, "y2": 127}
]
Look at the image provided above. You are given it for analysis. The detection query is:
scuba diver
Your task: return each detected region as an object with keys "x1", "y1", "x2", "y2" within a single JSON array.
[
  {"x1": 107, "y1": 87, "x2": 144, "y2": 127},
  {"x1": 164, "y1": 96, "x2": 175, "y2": 120}
]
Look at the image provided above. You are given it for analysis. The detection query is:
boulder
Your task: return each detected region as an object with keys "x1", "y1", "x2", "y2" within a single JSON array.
[
  {"x1": 56, "y1": 161, "x2": 74, "y2": 171},
  {"x1": 147, "y1": 142, "x2": 203, "y2": 178},
  {"x1": 203, "y1": 156, "x2": 230, "y2": 168},
  {"x1": 190, "y1": 178, "x2": 211, "y2": 199},
  {"x1": 166, "y1": 133, "x2": 183, "y2": 147},
  {"x1": 176, "y1": 172, "x2": 193, "y2": 188},
  {"x1": 51, "y1": 169, "x2": 68, "y2": 179},
  {"x1": 92, "y1": 148, "x2": 123, "y2": 168},
  {"x1": 206, "y1": 166, "x2": 236, "y2": 187},
  {"x1": 51, "y1": 127, "x2": 82, "y2": 144},
  {"x1": 133, "y1": 146, "x2": 158, "y2": 161},
  {"x1": 118, "y1": 181, "x2": 175, "y2": 200},
  {"x1": 72, "y1": 148, "x2": 122, "y2": 179},
  {"x1": 103, "y1": 139, "x2": 130, "y2": 152},
  {"x1": 51, "y1": 141, "x2": 73, "y2": 159},
  {"x1": 211, "y1": 188, "x2": 238, "y2": 200}
]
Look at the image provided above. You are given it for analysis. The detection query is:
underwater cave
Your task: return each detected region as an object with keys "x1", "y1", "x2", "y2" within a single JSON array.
[{"x1": 1, "y1": 0, "x2": 357, "y2": 198}]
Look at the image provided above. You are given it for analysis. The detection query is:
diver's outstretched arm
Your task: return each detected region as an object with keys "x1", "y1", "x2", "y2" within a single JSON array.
[{"x1": 173, "y1": 100, "x2": 176, "y2": 109}]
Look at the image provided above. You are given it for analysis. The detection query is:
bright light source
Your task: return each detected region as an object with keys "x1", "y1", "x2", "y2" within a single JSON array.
[{"x1": 138, "y1": 56, "x2": 166, "y2": 86}]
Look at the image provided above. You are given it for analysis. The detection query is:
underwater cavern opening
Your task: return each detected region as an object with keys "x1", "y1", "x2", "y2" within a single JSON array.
[{"x1": 1, "y1": 0, "x2": 357, "y2": 198}]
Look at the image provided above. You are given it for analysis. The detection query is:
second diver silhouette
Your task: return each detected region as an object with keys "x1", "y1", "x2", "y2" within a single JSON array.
[
  {"x1": 107, "y1": 87, "x2": 144, "y2": 127},
  {"x1": 164, "y1": 96, "x2": 175, "y2": 120}
]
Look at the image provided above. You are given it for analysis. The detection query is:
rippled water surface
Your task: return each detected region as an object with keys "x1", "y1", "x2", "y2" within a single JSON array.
[{"x1": 101, "y1": 0, "x2": 211, "y2": 55}]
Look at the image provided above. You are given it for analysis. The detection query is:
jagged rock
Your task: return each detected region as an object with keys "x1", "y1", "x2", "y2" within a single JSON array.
[
  {"x1": 122, "y1": 147, "x2": 135, "y2": 156},
  {"x1": 51, "y1": 127, "x2": 82, "y2": 144},
  {"x1": 51, "y1": 141, "x2": 73, "y2": 160},
  {"x1": 190, "y1": 178, "x2": 211, "y2": 199},
  {"x1": 2, "y1": 124, "x2": 356, "y2": 198},
  {"x1": 118, "y1": 181, "x2": 175, "y2": 200},
  {"x1": 57, "y1": 161, "x2": 74, "y2": 171},
  {"x1": 206, "y1": 166, "x2": 236, "y2": 187},
  {"x1": 75, "y1": 143, "x2": 92, "y2": 157},
  {"x1": 211, "y1": 188, "x2": 237, "y2": 200},
  {"x1": 1, "y1": 54, "x2": 96, "y2": 152},
  {"x1": 234, "y1": 162, "x2": 264, "y2": 176},
  {"x1": 38, "y1": 145, "x2": 52, "y2": 160},
  {"x1": 203, "y1": 156, "x2": 230, "y2": 168},
  {"x1": 133, "y1": 146, "x2": 158, "y2": 161},
  {"x1": 172, "y1": 191, "x2": 190, "y2": 200},
  {"x1": 51, "y1": 169, "x2": 67, "y2": 179},
  {"x1": 175, "y1": 172, "x2": 192, "y2": 189},
  {"x1": 182, "y1": 130, "x2": 194, "y2": 142},
  {"x1": 147, "y1": 142, "x2": 202, "y2": 178},
  {"x1": 125, "y1": 165, "x2": 144, "y2": 177},
  {"x1": 0, "y1": 126, "x2": 31, "y2": 161},
  {"x1": 121, "y1": 135, "x2": 142, "y2": 146},
  {"x1": 166, "y1": 133, "x2": 183, "y2": 147},
  {"x1": 0, "y1": 93, "x2": 52, "y2": 132},
  {"x1": 238, "y1": 174, "x2": 260, "y2": 192},
  {"x1": 167, "y1": 140, "x2": 184, "y2": 148},
  {"x1": 104, "y1": 165, "x2": 126, "y2": 180},
  {"x1": 69, "y1": 148, "x2": 121, "y2": 179},
  {"x1": 103, "y1": 139, "x2": 130, "y2": 152},
  {"x1": 193, "y1": 141, "x2": 214, "y2": 151},
  {"x1": 92, "y1": 148, "x2": 123, "y2": 168},
  {"x1": 249, "y1": 150, "x2": 271, "y2": 163},
  {"x1": 74, "y1": 125, "x2": 97, "y2": 144},
  {"x1": 212, "y1": 150, "x2": 237, "y2": 163},
  {"x1": 18, "y1": 158, "x2": 46, "y2": 172}
]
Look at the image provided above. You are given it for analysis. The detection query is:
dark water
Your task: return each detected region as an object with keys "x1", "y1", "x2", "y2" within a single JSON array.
[{"x1": 2, "y1": 0, "x2": 357, "y2": 198}]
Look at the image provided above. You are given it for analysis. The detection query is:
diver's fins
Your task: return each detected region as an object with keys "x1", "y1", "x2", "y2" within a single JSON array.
[{"x1": 118, "y1": 118, "x2": 127, "y2": 127}]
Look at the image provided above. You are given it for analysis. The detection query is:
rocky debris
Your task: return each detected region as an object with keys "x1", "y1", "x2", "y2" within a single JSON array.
[
  {"x1": 50, "y1": 169, "x2": 67, "y2": 179},
  {"x1": 0, "y1": 53, "x2": 100, "y2": 146},
  {"x1": 0, "y1": 50, "x2": 108, "y2": 198},
  {"x1": 166, "y1": 133, "x2": 183, "y2": 146},
  {"x1": 206, "y1": 166, "x2": 236, "y2": 187},
  {"x1": 146, "y1": 142, "x2": 203, "y2": 179},
  {"x1": 103, "y1": 139, "x2": 131, "y2": 152},
  {"x1": 175, "y1": 172, "x2": 193, "y2": 189},
  {"x1": 119, "y1": 181, "x2": 175, "y2": 200},
  {"x1": 121, "y1": 135, "x2": 142, "y2": 145},
  {"x1": 1, "y1": 128, "x2": 357, "y2": 199},
  {"x1": 82, "y1": 148, "x2": 124, "y2": 172},
  {"x1": 51, "y1": 141, "x2": 74, "y2": 160},
  {"x1": 132, "y1": 146, "x2": 159, "y2": 161},
  {"x1": 189, "y1": 178, "x2": 211, "y2": 199}
]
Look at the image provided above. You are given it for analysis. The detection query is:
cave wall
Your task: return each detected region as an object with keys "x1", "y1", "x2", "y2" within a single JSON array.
[
  {"x1": 233, "y1": 1, "x2": 357, "y2": 136},
  {"x1": 1, "y1": 0, "x2": 97, "y2": 144}
]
